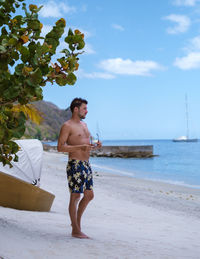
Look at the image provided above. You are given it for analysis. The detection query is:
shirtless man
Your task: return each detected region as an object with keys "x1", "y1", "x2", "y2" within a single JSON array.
[{"x1": 57, "y1": 98, "x2": 102, "y2": 239}]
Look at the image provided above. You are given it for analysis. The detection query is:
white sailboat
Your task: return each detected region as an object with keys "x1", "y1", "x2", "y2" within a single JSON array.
[{"x1": 173, "y1": 95, "x2": 198, "y2": 142}]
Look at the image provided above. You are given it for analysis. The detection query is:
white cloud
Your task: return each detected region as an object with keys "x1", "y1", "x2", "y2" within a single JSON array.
[
  {"x1": 174, "y1": 52, "x2": 200, "y2": 69},
  {"x1": 111, "y1": 24, "x2": 125, "y2": 31},
  {"x1": 174, "y1": 35, "x2": 200, "y2": 70},
  {"x1": 77, "y1": 58, "x2": 164, "y2": 80},
  {"x1": 163, "y1": 14, "x2": 191, "y2": 34},
  {"x1": 77, "y1": 69, "x2": 115, "y2": 79},
  {"x1": 98, "y1": 58, "x2": 164, "y2": 76},
  {"x1": 185, "y1": 35, "x2": 200, "y2": 51},
  {"x1": 173, "y1": 0, "x2": 198, "y2": 6},
  {"x1": 40, "y1": 1, "x2": 76, "y2": 18}
]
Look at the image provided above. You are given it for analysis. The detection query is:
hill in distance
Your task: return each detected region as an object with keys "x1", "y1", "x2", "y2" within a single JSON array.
[{"x1": 25, "y1": 100, "x2": 72, "y2": 141}]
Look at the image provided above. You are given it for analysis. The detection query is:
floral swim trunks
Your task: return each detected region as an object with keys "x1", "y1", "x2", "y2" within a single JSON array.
[{"x1": 66, "y1": 159, "x2": 93, "y2": 193}]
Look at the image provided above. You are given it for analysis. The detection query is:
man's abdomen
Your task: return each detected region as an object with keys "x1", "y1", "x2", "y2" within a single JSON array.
[{"x1": 69, "y1": 150, "x2": 90, "y2": 161}]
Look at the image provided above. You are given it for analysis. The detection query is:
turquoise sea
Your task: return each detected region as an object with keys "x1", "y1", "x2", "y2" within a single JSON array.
[{"x1": 45, "y1": 139, "x2": 200, "y2": 189}]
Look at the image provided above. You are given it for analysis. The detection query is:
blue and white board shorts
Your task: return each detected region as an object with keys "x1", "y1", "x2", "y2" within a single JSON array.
[{"x1": 66, "y1": 159, "x2": 93, "y2": 193}]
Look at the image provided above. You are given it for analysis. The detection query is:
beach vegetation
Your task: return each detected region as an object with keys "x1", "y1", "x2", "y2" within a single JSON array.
[{"x1": 0, "y1": 0, "x2": 85, "y2": 166}]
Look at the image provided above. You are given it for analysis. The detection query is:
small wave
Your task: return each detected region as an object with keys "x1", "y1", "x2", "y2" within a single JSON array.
[
  {"x1": 147, "y1": 178, "x2": 200, "y2": 189},
  {"x1": 91, "y1": 163, "x2": 200, "y2": 189}
]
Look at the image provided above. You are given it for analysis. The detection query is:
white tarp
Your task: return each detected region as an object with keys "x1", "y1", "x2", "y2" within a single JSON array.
[{"x1": 0, "y1": 139, "x2": 43, "y2": 187}]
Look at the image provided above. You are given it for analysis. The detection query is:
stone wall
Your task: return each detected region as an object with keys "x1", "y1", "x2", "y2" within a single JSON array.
[
  {"x1": 43, "y1": 144, "x2": 154, "y2": 158},
  {"x1": 90, "y1": 145, "x2": 154, "y2": 158}
]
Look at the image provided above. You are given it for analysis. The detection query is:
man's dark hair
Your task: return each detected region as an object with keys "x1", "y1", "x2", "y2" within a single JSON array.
[{"x1": 70, "y1": 98, "x2": 88, "y2": 112}]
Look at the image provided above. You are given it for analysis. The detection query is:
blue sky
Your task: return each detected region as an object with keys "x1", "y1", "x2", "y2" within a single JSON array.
[{"x1": 24, "y1": 0, "x2": 200, "y2": 140}]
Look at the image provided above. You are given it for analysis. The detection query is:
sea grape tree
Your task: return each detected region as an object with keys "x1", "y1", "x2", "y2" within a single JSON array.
[{"x1": 0, "y1": 0, "x2": 85, "y2": 166}]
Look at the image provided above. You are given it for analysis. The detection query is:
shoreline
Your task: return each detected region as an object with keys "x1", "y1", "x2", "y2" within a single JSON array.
[
  {"x1": 50, "y1": 149, "x2": 200, "y2": 190},
  {"x1": 91, "y1": 162, "x2": 200, "y2": 190},
  {"x1": 42, "y1": 151, "x2": 200, "y2": 220},
  {"x1": 0, "y1": 151, "x2": 200, "y2": 258}
]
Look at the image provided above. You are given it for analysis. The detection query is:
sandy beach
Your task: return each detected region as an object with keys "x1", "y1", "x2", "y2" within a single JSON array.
[{"x1": 0, "y1": 151, "x2": 200, "y2": 259}]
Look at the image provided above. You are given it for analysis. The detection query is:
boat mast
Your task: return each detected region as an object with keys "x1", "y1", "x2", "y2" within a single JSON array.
[{"x1": 185, "y1": 94, "x2": 189, "y2": 139}]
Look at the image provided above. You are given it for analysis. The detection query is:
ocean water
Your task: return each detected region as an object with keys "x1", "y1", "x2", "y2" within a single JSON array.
[{"x1": 45, "y1": 139, "x2": 200, "y2": 189}]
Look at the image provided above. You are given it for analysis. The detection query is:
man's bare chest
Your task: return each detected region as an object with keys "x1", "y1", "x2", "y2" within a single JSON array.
[{"x1": 68, "y1": 124, "x2": 90, "y2": 143}]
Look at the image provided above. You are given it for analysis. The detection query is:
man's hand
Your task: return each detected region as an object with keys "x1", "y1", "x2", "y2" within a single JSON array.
[
  {"x1": 92, "y1": 141, "x2": 102, "y2": 150},
  {"x1": 97, "y1": 141, "x2": 102, "y2": 148}
]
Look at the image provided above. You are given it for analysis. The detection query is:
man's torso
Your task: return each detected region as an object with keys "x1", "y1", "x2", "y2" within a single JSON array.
[{"x1": 67, "y1": 120, "x2": 90, "y2": 161}]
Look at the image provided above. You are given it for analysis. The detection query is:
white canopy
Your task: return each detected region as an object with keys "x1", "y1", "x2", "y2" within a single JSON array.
[{"x1": 0, "y1": 139, "x2": 43, "y2": 187}]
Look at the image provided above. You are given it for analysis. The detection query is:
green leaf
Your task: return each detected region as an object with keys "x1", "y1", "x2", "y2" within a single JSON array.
[
  {"x1": 29, "y1": 68, "x2": 42, "y2": 84},
  {"x1": 35, "y1": 87, "x2": 43, "y2": 99},
  {"x1": 0, "y1": 125, "x2": 5, "y2": 142},
  {"x1": 0, "y1": 56, "x2": 8, "y2": 70},
  {"x1": 19, "y1": 46, "x2": 30, "y2": 62},
  {"x1": 64, "y1": 35, "x2": 73, "y2": 44},
  {"x1": 27, "y1": 19, "x2": 40, "y2": 30},
  {"x1": 15, "y1": 64, "x2": 24, "y2": 75},
  {"x1": 41, "y1": 43, "x2": 50, "y2": 54},
  {"x1": 9, "y1": 60, "x2": 15, "y2": 66},
  {"x1": 77, "y1": 40, "x2": 85, "y2": 50},
  {"x1": 1, "y1": 27, "x2": 8, "y2": 35},
  {"x1": 56, "y1": 72, "x2": 76, "y2": 86},
  {"x1": 11, "y1": 112, "x2": 26, "y2": 138},
  {"x1": 67, "y1": 72, "x2": 77, "y2": 85},
  {"x1": 69, "y1": 43, "x2": 75, "y2": 51},
  {"x1": 28, "y1": 41, "x2": 36, "y2": 56},
  {"x1": 8, "y1": 37, "x2": 18, "y2": 46},
  {"x1": 3, "y1": 85, "x2": 20, "y2": 99},
  {"x1": 31, "y1": 54, "x2": 39, "y2": 66},
  {"x1": 44, "y1": 38, "x2": 58, "y2": 54},
  {"x1": 60, "y1": 48, "x2": 70, "y2": 56},
  {"x1": 13, "y1": 15, "x2": 23, "y2": 24},
  {"x1": 68, "y1": 28, "x2": 73, "y2": 36},
  {"x1": 73, "y1": 34, "x2": 83, "y2": 42},
  {"x1": 11, "y1": 51, "x2": 19, "y2": 60},
  {"x1": 0, "y1": 45, "x2": 7, "y2": 53},
  {"x1": 39, "y1": 64, "x2": 49, "y2": 75},
  {"x1": 15, "y1": 64, "x2": 24, "y2": 76},
  {"x1": 56, "y1": 76, "x2": 68, "y2": 86},
  {"x1": 2, "y1": 38, "x2": 8, "y2": 46},
  {"x1": 13, "y1": 154, "x2": 19, "y2": 162}
]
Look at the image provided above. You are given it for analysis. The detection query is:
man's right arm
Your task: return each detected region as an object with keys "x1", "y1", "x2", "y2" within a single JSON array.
[{"x1": 57, "y1": 123, "x2": 92, "y2": 153}]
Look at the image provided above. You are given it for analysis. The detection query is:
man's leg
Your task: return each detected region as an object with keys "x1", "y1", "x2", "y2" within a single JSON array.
[
  {"x1": 68, "y1": 193, "x2": 89, "y2": 238},
  {"x1": 77, "y1": 190, "x2": 94, "y2": 230}
]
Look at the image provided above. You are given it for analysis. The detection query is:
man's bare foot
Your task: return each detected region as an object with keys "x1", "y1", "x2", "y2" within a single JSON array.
[{"x1": 72, "y1": 231, "x2": 89, "y2": 239}]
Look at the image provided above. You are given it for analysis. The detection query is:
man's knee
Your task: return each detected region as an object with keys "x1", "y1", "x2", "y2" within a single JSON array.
[
  {"x1": 70, "y1": 193, "x2": 81, "y2": 202},
  {"x1": 84, "y1": 190, "x2": 94, "y2": 201}
]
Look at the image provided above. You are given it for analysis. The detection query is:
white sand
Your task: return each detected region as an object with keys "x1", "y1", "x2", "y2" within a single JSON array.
[{"x1": 0, "y1": 151, "x2": 200, "y2": 259}]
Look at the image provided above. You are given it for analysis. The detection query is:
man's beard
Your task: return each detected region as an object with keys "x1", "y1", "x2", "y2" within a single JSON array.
[{"x1": 78, "y1": 113, "x2": 85, "y2": 120}]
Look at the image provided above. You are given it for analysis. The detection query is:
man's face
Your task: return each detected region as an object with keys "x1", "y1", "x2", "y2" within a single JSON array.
[{"x1": 78, "y1": 103, "x2": 88, "y2": 119}]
